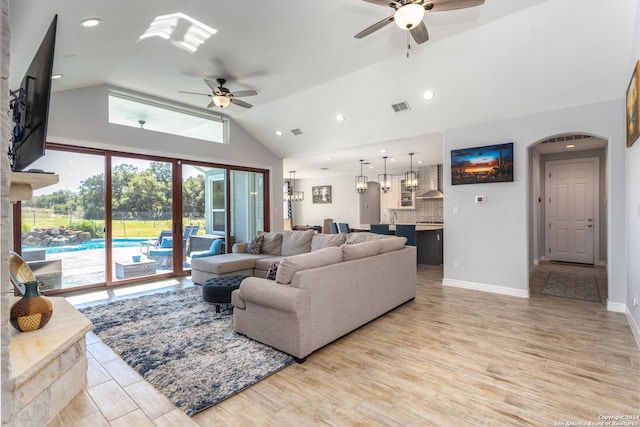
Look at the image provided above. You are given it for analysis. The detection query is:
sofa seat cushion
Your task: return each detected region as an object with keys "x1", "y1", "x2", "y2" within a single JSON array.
[
  {"x1": 281, "y1": 229, "x2": 315, "y2": 256},
  {"x1": 254, "y1": 256, "x2": 284, "y2": 272},
  {"x1": 276, "y1": 246, "x2": 342, "y2": 284},
  {"x1": 191, "y1": 253, "x2": 271, "y2": 275},
  {"x1": 311, "y1": 233, "x2": 346, "y2": 251}
]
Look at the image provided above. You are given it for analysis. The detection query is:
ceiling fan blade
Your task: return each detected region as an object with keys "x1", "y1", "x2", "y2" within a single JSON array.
[
  {"x1": 179, "y1": 90, "x2": 211, "y2": 97},
  {"x1": 354, "y1": 15, "x2": 395, "y2": 39},
  {"x1": 204, "y1": 79, "x2": 222, "y2": 95},
  {"x1": 362, "y1": 0, "x2": 400, "y2": 7},
  {"x1": 206, "y1": 101, "x2": 215, "y2": 109},
  {"x1": 230, "y1": 89, "x2": 257, "y2": 98},
  {"x1": 230, "y1": 98, "x2": 253, "y2": 109},
  {"x1": 426, "y1": 0, "x2": 484, "y2": 12},
  {"x1": 410, "y1": 21, "x2": 429, "y2": 44}
]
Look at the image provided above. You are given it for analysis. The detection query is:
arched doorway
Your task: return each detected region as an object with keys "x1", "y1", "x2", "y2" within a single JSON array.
[{"x1": 528, "y1": 134, "x2": 609, "y2": 302}]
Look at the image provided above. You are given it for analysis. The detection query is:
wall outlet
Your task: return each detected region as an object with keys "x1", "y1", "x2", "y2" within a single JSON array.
[
  {"x1": 475, "y1": 195, "x2": 486, "y2": 204},
  {"x1": 453, "y1": 260, "x2": 460, "y2": 268},
  {"x1": 453, "y1": 207, "x2": 460, "y2": 215},
  {"x1": 634, "y1": 293, "x2": 638, "y2": 307}
]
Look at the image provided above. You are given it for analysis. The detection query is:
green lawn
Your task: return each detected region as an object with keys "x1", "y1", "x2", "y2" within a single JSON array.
[{"x1": 21, "y1": 208, "x2": 205, "y2": 239}]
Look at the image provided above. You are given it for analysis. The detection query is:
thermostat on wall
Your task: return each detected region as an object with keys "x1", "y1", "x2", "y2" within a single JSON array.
[{"x1": 475, "y1": 195, "x2": 486, "y2": 204}]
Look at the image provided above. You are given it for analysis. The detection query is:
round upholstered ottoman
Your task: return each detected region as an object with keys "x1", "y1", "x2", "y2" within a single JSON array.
[{"x1": 202, "y1": 275, "x2": 249, "y2": 313}]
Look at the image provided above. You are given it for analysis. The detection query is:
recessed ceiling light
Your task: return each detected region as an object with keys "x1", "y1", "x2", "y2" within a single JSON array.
[
  {"x1": 80, "y1": 18, "x2": 102, "y2": 27},
  {"x1": 51, "y1": 74, "x2": 63, "y2": 80},
  {"x1": 380, "y1": 149, "x2": 387, "y2": 153},
  {"x1": 422, "y1": 90, "x2": 435, "y2": 101},
  {"x1": 325, "y1": 157, "x2": 332, "y2": 161},
  {"x1": 389, "y1": 158, "x2": 396, "y2": 162},
  {"x1": 336, "y1": 114, "x2": 345, "y2": 122},
  {"x1": 417, "y1": 160, "x2": 423, "y2": 164},
  {"x1": 275, "y1": 130, "x2": 283, "y2": 136},
  {"x1": 566, "y1": 144, "x2": 576, "y2": 148}
]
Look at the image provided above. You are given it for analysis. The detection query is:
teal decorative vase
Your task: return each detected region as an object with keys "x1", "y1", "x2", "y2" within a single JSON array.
[{"x1": 10, "y1": 281, "x2": 53, "y2": 332}]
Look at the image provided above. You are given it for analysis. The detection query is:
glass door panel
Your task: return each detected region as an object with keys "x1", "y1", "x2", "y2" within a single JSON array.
[
  {"x1": 182, "y1": 165, "x2": 223, "y2": 267},
  {"x1": 19, "y1": 150, "x2": 106, "y2": 291},
  {"x1": 111, "y1": 157, "x2": 173, "y2": 281},
  {"x1": 230, "y1": 170, "x2": 264, "y2": 245}
]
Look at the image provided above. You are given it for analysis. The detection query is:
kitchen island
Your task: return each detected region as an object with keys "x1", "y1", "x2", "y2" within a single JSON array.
[{"x1": 350, "y1": 223, "x2": 443, "y2": 265}]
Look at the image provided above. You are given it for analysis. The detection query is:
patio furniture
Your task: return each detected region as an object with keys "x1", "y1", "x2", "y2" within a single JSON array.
[
  {"x1": 140, "y1": 230, "x2": 172, "y2": 255},
  {"x1": 190, "y1": 238, "x2": 224, "y2": 259},
  {"x1": 115, "y1": 259, "x2": 157, "y2": 280}
]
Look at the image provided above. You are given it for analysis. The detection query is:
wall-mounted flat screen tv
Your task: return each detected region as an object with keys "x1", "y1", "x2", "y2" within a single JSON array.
[
  {"x1": 451, "y1": 142, "x2": 514, "y2": 185},
  {"x1": 9, "y1": 15, "x2": 57, "y2": 172}
]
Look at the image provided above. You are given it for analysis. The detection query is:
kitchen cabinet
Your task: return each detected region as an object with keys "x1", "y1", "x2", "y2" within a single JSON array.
[{"x1": 384, "y1": 176, "x2": 416, "y2": 210}]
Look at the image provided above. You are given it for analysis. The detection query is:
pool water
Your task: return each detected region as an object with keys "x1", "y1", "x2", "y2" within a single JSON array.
[{"x1": 24, "y1": 238, "x2": 149, "y2": 254}]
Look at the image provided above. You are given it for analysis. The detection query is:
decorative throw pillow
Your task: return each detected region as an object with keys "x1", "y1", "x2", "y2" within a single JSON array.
[
  {"x1": 245, "y1": 235, "x2": 264, "y2": 254},
  {"x1": 266, "y1": 261, "x2": 280, "y2": 280}
]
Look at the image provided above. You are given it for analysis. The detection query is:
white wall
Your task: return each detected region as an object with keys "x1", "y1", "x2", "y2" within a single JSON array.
[
  {"x1": 626, "y1": 2, "x2": 640, "y2": 344},
  {"x1": 442, "y1": 100, "x2": 627, "y2": 306},
  {"x1": 291, "y1": 174, "x2": 362, "y2": 227},
  {"x1": 47, "y1": 85, "x2": 284, "y2": 231}
]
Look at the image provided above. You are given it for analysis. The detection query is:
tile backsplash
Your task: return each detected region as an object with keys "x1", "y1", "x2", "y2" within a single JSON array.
[{"x1": 382, "y1": 165, "x2": 444, "y2": 223}]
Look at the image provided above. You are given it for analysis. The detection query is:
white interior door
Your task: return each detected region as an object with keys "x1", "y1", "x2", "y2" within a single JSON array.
[{"x1": 545, "y1": 158, "x2": 598, "y2": 264}]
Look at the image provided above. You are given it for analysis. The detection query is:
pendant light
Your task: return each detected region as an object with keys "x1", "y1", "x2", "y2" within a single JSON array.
[
  {"x1": 355, "y1": 160, "x2": 368, "y2": 193},
  {"x1": 284, "y1": 171, "x2": 304, "y2": 202},
  {"x1": 378, "y1": 156, "x2": 392, "y2": 194},
  {"x1": 404, "y1": 153, "x2": 418, "y2": 192}
]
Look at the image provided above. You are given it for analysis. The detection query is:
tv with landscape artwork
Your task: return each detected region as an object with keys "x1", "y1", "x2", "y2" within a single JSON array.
[{"x1": 451, "y1": 142, "x2": 514, "y2": 185}]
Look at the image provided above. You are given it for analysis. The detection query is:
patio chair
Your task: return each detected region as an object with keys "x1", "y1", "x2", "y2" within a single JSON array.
[{"x1": 140, "y1": 230, "x2": 172, "y2": 255}]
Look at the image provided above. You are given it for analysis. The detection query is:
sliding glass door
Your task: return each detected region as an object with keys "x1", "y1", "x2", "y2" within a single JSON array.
[
  {"x1": 16, "y1": 145, "x2": 269, "y2": 292},
  {"x1": 111, "y1": 157, "x2": 173, "y2": 281},
  {"x1": 18, "y1": 149, "x2": 106, "y2": 291}
]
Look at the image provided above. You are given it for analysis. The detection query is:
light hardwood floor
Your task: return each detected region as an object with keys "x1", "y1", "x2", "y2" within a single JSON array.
[{"x1": 47, "y1": 263, "x2": 639, "y2": 426}]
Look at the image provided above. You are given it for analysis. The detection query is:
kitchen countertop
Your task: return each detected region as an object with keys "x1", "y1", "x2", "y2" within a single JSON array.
[{"x1": 351, "y1": 223, "x2": 444, "y2": 232}]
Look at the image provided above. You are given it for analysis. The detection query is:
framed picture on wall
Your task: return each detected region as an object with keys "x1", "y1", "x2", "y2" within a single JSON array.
[
  {"x1": 626, "y1": 60, "x2": 640, "y2": 147},
  {"x1": 312, "y1": 185, "x2": 332, "y2": 204},
  {"x1": 451, "y1": 142, "x2": 514, "y2": 185}
]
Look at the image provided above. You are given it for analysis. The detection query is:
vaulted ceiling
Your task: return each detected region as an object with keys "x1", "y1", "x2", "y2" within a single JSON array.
[{"x1": 8, "y1": 0, "x2": 636, "y2": 178}]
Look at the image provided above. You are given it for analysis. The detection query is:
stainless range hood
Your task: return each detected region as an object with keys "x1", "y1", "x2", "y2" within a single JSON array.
[
  {"x1": 417, "y1": 189, "x2": 444, "y2": 199},
  {"x1": 416, "y1": 165, "x2": 444, "y2": 199}
]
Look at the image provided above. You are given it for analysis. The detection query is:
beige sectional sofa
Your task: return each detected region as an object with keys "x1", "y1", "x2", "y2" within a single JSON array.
[{"x1": 191, "y1": 230, "x2": 417, "y2": 361}]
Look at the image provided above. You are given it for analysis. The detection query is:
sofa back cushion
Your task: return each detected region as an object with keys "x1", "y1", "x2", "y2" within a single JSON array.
[
  {"x1": 257, "y1": 231, "x2": 283, "y2": 255},
  {"x1": 311, "y1": 233, "x2": 346, "y2": 252},
  {"x1": 341, "y1": 240, "x2": 382, "y2": 261},
  {"x1": 276, "y1": 246, "x2": 342, "y2": 284},
  {"x1": 379, "y1": 236, "x2": 407, "y2": 253},
  {"x1": 281, "y1": 230, "x2": 315, "y2": 256},
  {"x1": 345, "y1": 232, "x2": 388, "y2": 245}
]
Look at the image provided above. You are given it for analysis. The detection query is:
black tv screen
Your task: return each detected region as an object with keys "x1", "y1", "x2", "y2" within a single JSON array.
[
  {"x1": 451, "y1": 142, "x2": 514, "y2": 185},
  {"x1": 10, "y1": 15, "x2": 57, "y2": 172}
]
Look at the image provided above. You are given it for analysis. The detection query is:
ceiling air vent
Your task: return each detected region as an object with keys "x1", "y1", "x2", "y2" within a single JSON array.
[
  {"x1": 391, "y1": 101, "x2": 411, "y2": 113},
  {"x1": 290, "y1": 128, "x2": 304, "y2": 136},
  {"x1": 540, "y1": 134, "x2": 590, "y2": 144}
]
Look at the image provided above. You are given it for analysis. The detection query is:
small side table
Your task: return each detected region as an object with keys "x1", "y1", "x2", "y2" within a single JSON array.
[{"x1": 115, "y1": 259, "x2": 157, "y2": 279}]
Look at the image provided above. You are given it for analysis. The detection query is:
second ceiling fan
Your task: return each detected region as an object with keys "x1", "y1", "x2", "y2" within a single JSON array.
[
  {"x1": 180, "y1": 78, "x2": 257, "y2": 109},
  {"x1": 355, "y1": 0, "x2": 485, "y2": 45}
]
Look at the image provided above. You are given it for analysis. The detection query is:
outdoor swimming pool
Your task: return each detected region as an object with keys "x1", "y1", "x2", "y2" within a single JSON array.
[{"x1": 24, "y1": 238, "x2": 149, "y2": 254}]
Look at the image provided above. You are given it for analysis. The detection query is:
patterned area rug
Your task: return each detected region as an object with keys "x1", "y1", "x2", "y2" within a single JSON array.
[
  {"x1": 541, "y1": 271, "x2": 601, "y2": 302},
  {"x1": 79, "y1": 286, "x2": 294, "y2": 416}
]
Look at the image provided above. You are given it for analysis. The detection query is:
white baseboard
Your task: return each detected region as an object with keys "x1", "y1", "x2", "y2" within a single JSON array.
[
  {"x1": 626, "y1": 308, "x2": 640, "y2": 350},
  {"x1": 443, "y1": 278, "x2": 529, "y2": 298},
  {"x1": 607, "y1": 301, "x2": 626, "y2": 313}
]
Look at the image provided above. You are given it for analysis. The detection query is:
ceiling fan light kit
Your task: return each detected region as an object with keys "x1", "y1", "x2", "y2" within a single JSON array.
[
  {"x1": 212, "y1": 95, "x2": 231, "y2": 108},
  {"x1": 394, "y1": 3, "x2": 424, "y2": 30}
]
